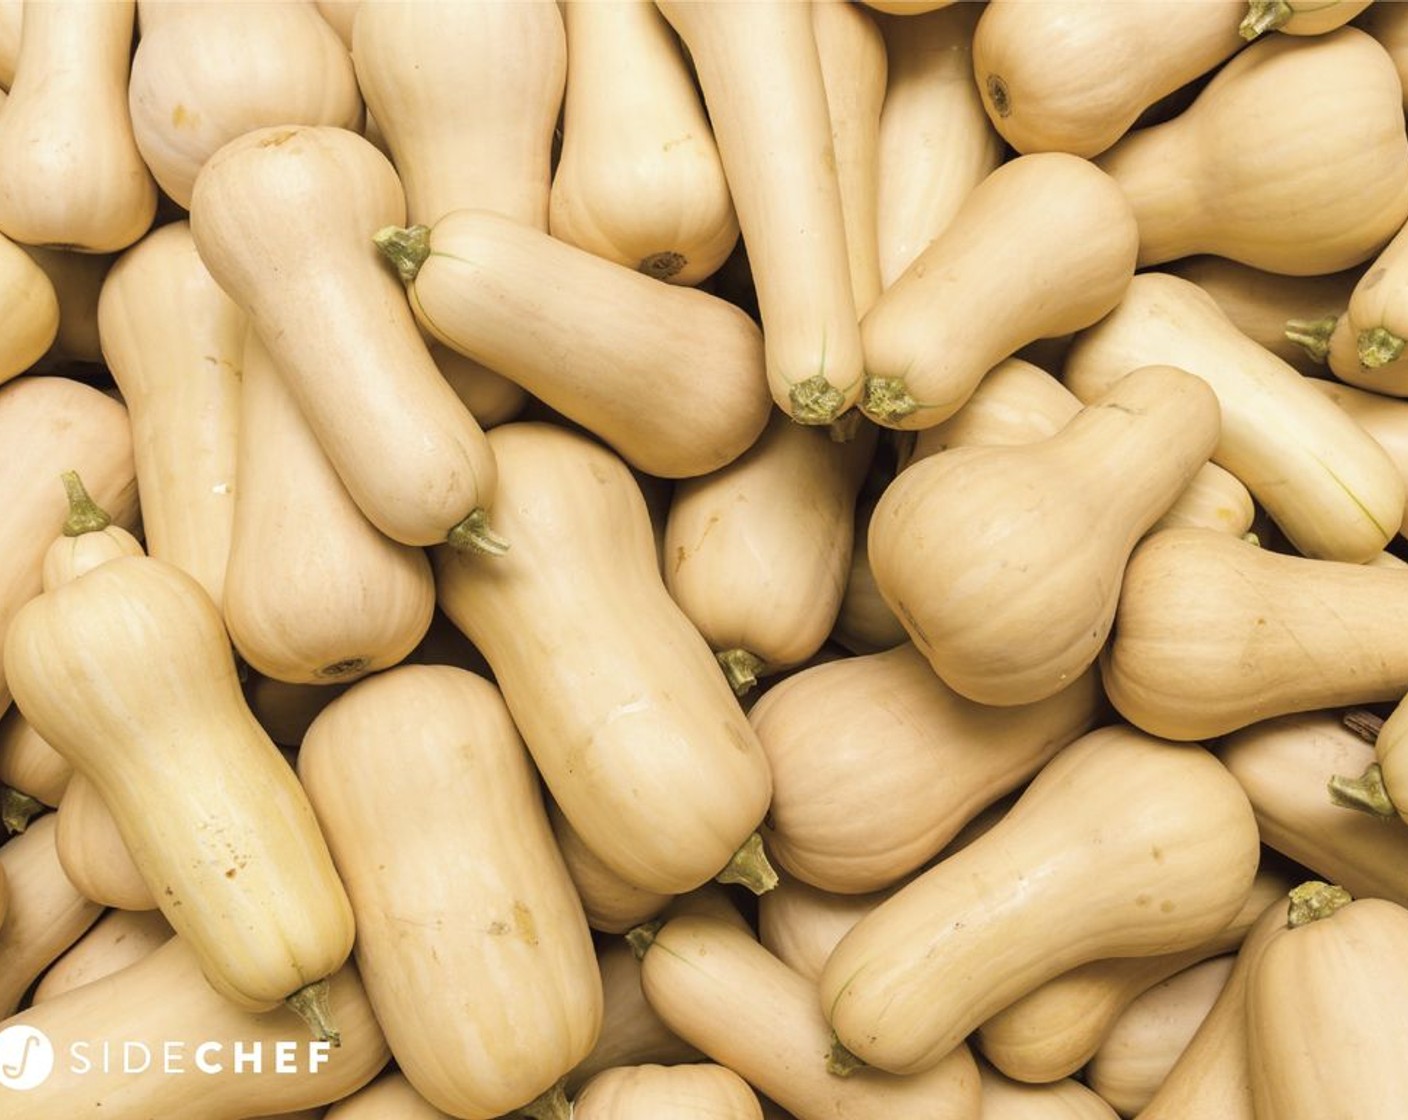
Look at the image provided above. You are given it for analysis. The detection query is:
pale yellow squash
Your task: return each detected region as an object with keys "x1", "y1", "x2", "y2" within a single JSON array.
[
  {"x1": 0, "y1": 709, "x2": 71, "y2": 807},
  {"x1": 1240, "y1": 0, "x2": 1373, "y2": 39},
  {"x1": 20, "y1": 244, "x2": 112, "y2": 368},
  {"x1": 56, "y1": 771, "x2": 156, "y2": 912},
  {"x1": 30, "y1": 907, "x2": 173, "y2": 1004},
  {"x1": 757, "y1": 872, "x2": 902, "y2": 982},
  {"x1": 1309, "y1": 378, "x2": 1408, "y2": 532},
  {"x1": 323, "y1": 1072, "x2": 454, "y2": 1120},
  {"x1": 0, "y1": 230, "x2": 59, "y2": 384},
  {"x1": 549, "y1": 799, "x2": 673, "y2": 935},
  {"x1": 976, "y1": 1061, "x2": 1119, "y2": 1120},
  {"x1": 573, "y1": 1063, "x2": 764, "y2": 1120}
]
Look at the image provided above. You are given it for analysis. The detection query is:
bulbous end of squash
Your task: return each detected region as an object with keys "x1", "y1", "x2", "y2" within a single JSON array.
[
  {"x1": 508, "y1": 1077, "x2": 570, "y2": 1120},
  {"x1": 59, "y1": 469, "x2": 112, "y2": 536},
  {"x1": 1240, "y1": 0, "x2": 1292, "y2": 40},
  {"x1": 714, "y1": 831, "x2": 779, "y2": 896},
  {"x1": 860, "y1": 376, "x2": 919, "y2": 425},
  {"x1": 1, "y1": 786, "x2": 44, "y2": 834},
  {"x1": 1285, "y1": 880, "x2": 1354, "y2": 928},
  {"x1": 285, "y1": 977, "x2": 341, "y2": 1048},
  {"x1": 639, "y1": 250, "x2": 687, "y2": 282},
  {"x1": 790, "y1": 375, "x2": 848, "y2": 426},
  {"x1": 1358, "y1": 326, "x2": 1407, "y2": 370},
  {"x1": 1327, "y1": 762, "x2": 1399, "y2": 820},
  {"x1": 445, "y1": 508, "x2": 510, "y2": 557},
  {"x1": 372, "y1": 224, "x2": 432, "y2": 284},
  {"x1": 717, "y1": 648, "x2": 766, "y2": 696},
  {"x1": 826, "y1": 1033, "x2": 869, "y2": 1078},
  {"x1": 1284, "y1": 315, "x2": 1337, "y2": 365}
]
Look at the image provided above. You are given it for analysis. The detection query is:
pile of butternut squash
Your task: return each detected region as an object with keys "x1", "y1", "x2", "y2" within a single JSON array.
[{"x1": 6, "y1": 0, "x2": 1408, "y2": 1117}]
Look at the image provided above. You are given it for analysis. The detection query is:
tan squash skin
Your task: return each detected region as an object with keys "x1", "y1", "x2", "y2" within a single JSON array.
[
  {"x1": 819, "y1": 725, "x2": 1260, "y2": 1076},
  {"x1": 1364, "y1": 0, "x2": 1408, "y2": 105},
  {"x1": 1324, "y1": 217, "x2": 1408, "y2": 393},
  {"x1": 656, "y1": 0, "x2": 863, "y2": 424},
  {"x1": 1095, "y1": 28, "x2": 1408, "y2": 275},
  {"x1": 1309, "y1": 378, "x2": 1408, "y2": 533},
  {"x1": 1219, "y1": 712, "x2": 1408, "y2": 906},
  {"x1": 56, "y1": 770, "x2": 156, "y2": 911},
  {"x1": 550, "y1": 1, "x2": 737, "y2": 286},
  {"x1": 0, "y1": 0, "x2": 155, "y2": 252},
  {"x1": 0, "y1": 813, "x2": 103, "y2": 1015},
  {"x1": 299, "y1": 664, "x2": 601, "y2": 1118},
  {"x1": 0, "y1": 230, "x2": 59, "y2": 383},
  {"x1": 1, "y1": 937, "x2": 389, "y2": 1120},
  {"x1": 0, "y1": 0, "x2": 17, "y2": 87},
  {"x1": 325, "y1": 1072, "x2": 453, "y2": 1119},
  {"x1": 386, "y1": 209, "x2": 771, "y2": 481},
  {"x1": 1322, "y1": 309, "x2": 1408, "y2": 396},
  {"x1": 870, "y1": 365, "x2": 1218, "y2": 706},
  {"x1": 829, "y1": 490, "x2": 909, "y2": 655},
  {"x1": 639, "y1": 914, "x2": 983, "y2": 1120},
  {"x1": 97, "y1": 220, "x2": 244, "y2": 605},
  {"x1": 976, "y1": 1060, "x2": 1118, "y2": 1120},
  {"x1": 975, "y1": 860, "x2": 1292, "y2": 1084},
  {"x1": 314, "y1": 0, "x2": 357, "y2": 47},
  {"x1": 4, "y1": 556, "x2": 356, "y2": 1018},
  {"x1": 352, "y1": 0, "x2": 563, "y2": 230},
  {"x1": 224, "y1": 327, "x2": 434, "y2": 685},
  {"x1": 1105, "y1": 531, "x2": 1408, "y2": 741},
  {"x1": 1064, "y1": 273, "x2": 1406, "y2": 562},
  {"x1": 1087, "y1": 954, "x2": 1236, "y2": 1117},
  {"x1": 0, "y1": 709, "x2": 71, "y2": 807},
  {"x1": 31, "y1": 907, "x2": 173, "y2": 1004},
  {"x1": 430, "y1": 341, "x2": 527, "y2": 429},
  {"x1": 432, "y1": 423, "x2": 774, "y2": 895},
  {"x1": 860, "y1": 152, "x2": 1139, "y2": 430},
  {"x1": 129, "y1": 1, "x2": 362, "y2": 210},
  {"x1": 548, "y1": 798, "x2": 673, "y2": 935},
  {"x1": 664, "y1": 412, "x2": 877, "y2": 694},
  {"x1": 876, "y1": 2, "x2": 1002, "y2": 289},
  {"x1": 0, "y1": 375, "x2": 137, "y2": 718},
  {"x1": 1247, "y1": 897, "x2": 1408, "y2": 1120},
  {"x1": 574, "y1": 1063, "x2": 765, "y2": 1120},
  {"x1": 757, "y1": 872, "x2": 902, "y2": 982},
  {"x1": 39, "y1": 470, "x2": 145, "y2": 592},
  {"x1": 21, "y1": 244, "x2": 112, "y2": 367},
  {"x1": 750, "y1": 643, "x2": 1103, "y2": 894},
  {"x1": 189, "y1": 124, "x2": 500, "y2": 550}
]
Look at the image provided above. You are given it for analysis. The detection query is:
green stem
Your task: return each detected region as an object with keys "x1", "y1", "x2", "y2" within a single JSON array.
[
  {"x1": 790, "y1": 375, "x2": 847, "y2": 426},
  {"x1": 1358, "y1": 326, "x2": 1407, "y2": 369},
  {"x1": 1284, "y1": 315, "x2": 1338, "y2": 364},
  {"x1": 372, "y1": 224, "x2": 432, "y2": 283},
  {"x1": 714, "y1": 831, "x2": 779, "y2": 895},
  {"x1": 59, "y1": 470, "x2": 112, "y2": 536},
  {"x1": 1286, "y1": 880, "x2": 1354, "y2": 928},
  {"x1": 508, "y1": 1077, "x2": 570, "y2": 1120},
  {"x1": 445, "y1": 508, "x2": 509, "y2": 556},
  {"x1": 827, "y1": 1033, "x2": 868, "y2": 1078},
  {"x1": 285, "y1": 978, "x2": 341, "y2": 1047},
  {"x1": 717, "y1": 648, "x2": 765, "y2": 697},
  {"x1": 1240, "y1": 0, "x2": 1292, "y2": 39},
  {"x1": 861, "y1": 376, "x2": 919, "y2": 425},
  {"x1": 625, "y1": 919, "x2": 662, "y2": 961},
  {"x1": 1, "y1": 787, "x2": 44, "y2": 834},
  {"x1": 1327, "y1": 762, "x2": 1398, "y2": 820}
]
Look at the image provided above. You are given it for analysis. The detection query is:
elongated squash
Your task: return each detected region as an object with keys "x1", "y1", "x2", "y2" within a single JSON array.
[
  {"x1": 976, "y1": 1060, "x2": 1118, "y2": 1120},
  {"x1": 757, "y1": 872, "x2": 902, "y2": 982},
  {"x1": 31, "y1": 907, "x2": 173, "y2": 1004},
  {"x1": 549, "y1": 799, "x2": 673, "y2": 935},
  {"x1": 56, "y1": 771, "x2": 155, "y2": 912}
]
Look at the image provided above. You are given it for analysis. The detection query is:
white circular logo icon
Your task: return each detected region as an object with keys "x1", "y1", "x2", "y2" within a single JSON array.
[{"x1": 0, "y1": 1025, "x2": 55, "y2": 1090}]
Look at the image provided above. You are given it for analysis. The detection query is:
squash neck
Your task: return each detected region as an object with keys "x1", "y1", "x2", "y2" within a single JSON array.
[{"x1": 1097, "y1": 128, "x2": 1202, "y2": 268}]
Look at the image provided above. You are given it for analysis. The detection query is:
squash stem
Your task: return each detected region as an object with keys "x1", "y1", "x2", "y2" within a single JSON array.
[
  {"x1": 372, "y1": 224, "x2": 432, "y2": 284},
  {"x1": 717, "y1": 648, "x2": 765, "y2": 697},
  {"x1": 1342, "y1": 708, "x2": 1385, "y2": 744},
  {"x1": 1239, "y1": 0, "x2": 1292, "y2": 39},
  {"x1": 625, "y1": 919, "x2": 663, "y2": 961},
  {"x1": 715, "y1": 831, "x2": 779, "y2": 895},
  {"x1": 285, "y1": 978, "x2": 341, "y2": 1048},
  {"x1": 826, "y1": 1033, "x2": 868, "y2": 1078},
  {"x1": 638, "y1": 250, "x2": 686, "y2": 281},
  {"x1": 1358, "y1": 326, "x2": 1406, "y2": 369},
  {"x1": 508, "y1": 1077, "x2": 570, "y2": 1120},
  {"x1": 861, "y1": 376, "x2": 919, "y2": 425},
  {"x1": 59, "y1": 469, "x2": 112, "y2": 536},
  {"x1": 1285, "y1": 880, "x2": 1354, "y2": 928},
  {"x1": 1327, "y1": 762, "x2": 1398, "y2": 820},
  {"x1": 790, "y1": 374, "x2": 847, "y2": 426},
  {"x1": 1, "y1": 786, "x2": 44, "y2": 834},
  {"x1": 1284, "y1": 315, "x2": 1337, "y2": 365},
  {"x1": 445, "y1": 508, "x2": 509, "y2": 556}
]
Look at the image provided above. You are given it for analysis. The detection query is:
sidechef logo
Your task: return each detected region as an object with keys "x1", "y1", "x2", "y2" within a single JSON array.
[{"x1": 0, "y1": 1025, "x2": 332, "y2": 1092}]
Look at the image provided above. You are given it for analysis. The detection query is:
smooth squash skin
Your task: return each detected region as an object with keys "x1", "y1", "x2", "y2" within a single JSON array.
[
  {"x1": 0, "y1": 0, "x2": 16, "y2": 86},
  {"x1": 128, "y1": 1, "x2": 363, "y2": 209},
  {"x1": 550, "y1": 1, "x2": 737, "y2": 286},
  {"x1": 0, "y1": 708, "x2": 71, "y2": 807},
  {"x1": 757, "y1": 873, "x2": 903, "y2": 983},
  {"x1": 656, "y1": 0, "x2": 863, "y2": 424},
  {"x1": 1094, "y1": 27, "x2": 1408, "y2": 275},
  {"x1": 30, "y1": 907, "x2": 173, "y2": 1004},
  {"x1": 189, "y1": 124, "x2": 501, "y2": 551},
  {"x1": 976, "y1": 1061, "x2": 1118, "y2": 1120},
  {"x1": 971, "y1": 0, "x2": 1244, "y2": 158},
  {"x1": 859, "y1": 152, "x2": 1139, "y2": 429},
  {"x1": 1309, "y1": 378, "x2": 1408, "y2": 532},
  {"x1": 870, "y1": 364, "x2": 1219, "y2": 706},
  {"x1": 1064, "y1": 272, "x2": 1406, "y2": 562},
  {"x1": 819, "y1": 725, "x2": 1260, "y2": 1076},
  {"x1": 56, "y1": 771, "x2": 156, "y2": 912},
  {"x1": 1324, "y1": 217, "x2": 1408, "y2": 391},
  {"x1": 637, "y1": 915, "x2": 983, "y2": 1120},
  {"x1": 4, "y1": 556, "x2": 356, "y2": 1027},
  {"x1": 0, "y1": 230, "x2": 59, "y2": 383},
  {"x1": 876, "y1": 2, "x2": 1002, "y2": 288},
  {"x1": 1104, "y1": 532, "x2": 1408, "y2": 741},
  {"x1": 96, "y1": 220, "x2": 244, "y2": 606},
  {"x1": 1247, "y1": 897, "x2": 1408, "y2": 1120},
  {"x1": 223, "y1": 326, "x2": 434, "y2": 685},
  {"x1": 548, "y1": 798, "x2": 673, "y2": 935},
  {"x1": 0, "y1": 813, "x2": 103, "y2": 1016},
  {"x1": 21, "y1": 244, "x2": 113, "y2": 369},
  {"x1": 573, "y1": 1063, "x2": 764, "y2": 1120},
  {"x1": 324, "y1": 1072, "x2": 455, "y2": 1120},
  {"x1": 0, "y1": 0, "x2": 155, "y2": 251},
  {"x1": 1, "y1": 937, "x2": 389, "y2": 1120},
  {"x1": 382, "y1": 210, "x2": 772, "y2": 481},
  {"x1": 432, "y1": 423, "x2": 774, "y2": 897},
  {"x1": 750, "y1": 643, "x2": 1103, "y2": 894},
  {"x1": 829, "y1": 489, "x2": 909, "y2": 655}
]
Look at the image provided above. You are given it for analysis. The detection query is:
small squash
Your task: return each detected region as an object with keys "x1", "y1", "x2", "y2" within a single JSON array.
[
  {"x1": 572, "y1": 1063, "x2": 764, "y2": 1120},
  {"x1": 0, "y1": 230, "x2": 59, "y2": 384},
  {"x1": 30, "y1": 907, "x2": 173, "y2": 1004}
]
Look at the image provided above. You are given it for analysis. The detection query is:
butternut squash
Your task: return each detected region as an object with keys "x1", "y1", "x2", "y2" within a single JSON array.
[
  {"x1": 299, "y1": 663, "x2": 601, "y2": 1118},
  {"x1": 1309, "y1": 378, "x2": 1408, "y2": 533},
  {"x1": 4, "y1": 555, "x2": 356, "y2": 1035},
  {"x1": 875, "y1": 2, "x2": 1002, "y2": 288},
  {"x1": 1320, "y1": 310, "x2": 1408, "y2": 395},
  {"x1": 189, "y1": 124, "x2": 501, "y2": 551},
  {"x1": 378, "y1": 210, "x2": 771, "y2": 481},
  {"x1": 432, "y1": 422, "x2": 774, "y2": 896},
  {"x1": 223, "y1": 326, "x2": 434, "y2": 684},
  {"x1": 39, "y1": 470, "x2": 144, "y2": 592},
  {"x1": 0, "y1": 230, "x2": 59, "y2": 384},
  {"x1": 870, "y1": 364, "x2": 1218, "y2": 706},
  {"x1": 0, "y1": 0, "x2": 155, "y2": 251},
  {"x1": 1320, "y1": 215, "x2": 1408, "y2": 396},
  {"x1": 819, "y1": 725, "x2": 1260, "y2": 1075},
  {"x1": 314, "y1": 0, "x2": 356, "y2": 47},
  {"x1": 548, "y1": 798, "x2": 673, "y2": 935},
  {"x1": 655, "y1": 0, "x2": 863, "y2": 423},
  {"x1": 1326, "y1": 704, "x2": 1408, "y2": 823},
  {"x1": 1094, "y1": 27, "x2": 1408, "y2": 274},
  {"x1": 1064, "y1": 272, "x2": 1405, "y2": 562},
  {"x1": 972, "y1": 0, "x2": 1245, "y2": 158},
  {"x1": 573, "y1": 1063, "x2": 764, "y2": 1120},
  {"x1": 20, "y1": 244, "x2": 112, "y2": 368},
  {"x1": 757, "y1": 872, "x2": 902, "y2": 982},
  {"x1": 0, "y1": 0, "x2": 17, "y2": 87},
  {"x1": 637, "y1": 914, "x2": 983, "y2": 1119},
  {"x1": 860, "y1": 152, "x2": 1139, "y2": 429},
  {"x1": 351, "y1": 0, "x2": 564, "y2": 229},
  {"x1": 55, "y1": 771, "x2": 155, "y2": 912},
  {"x1": 30, "y1": 907, "x2": 173, "y2": 1004},
  {"x1": 976, "y1": 1060, "x2": 1118, "y2": 1120},
  {"x1": 430, "y1": 341, "x2": 527, "y2": 429},
  {"x1": 1, "y1": 936, "x2": 389, "y2": 1119},
  {"x1": 324, "y1": 1072, "x2": 454, "y2": 1120},
  {"x1": 241, "y1": 673, "x2": 350, "y2": 749},
  {"x1": 665, "y1": 411, "x2": 876, "y2": 694},
  {"x1": 829, "y1": 490, "x2": 909, "y2": 654},
  {"x1": 750, "y1": 642, "x2": 1103, "y2": 894},
  {"x1": 0, "y1": 709, "x2": 70, "y2": 807},
  {"x1": 1364, "y1": 0, "x2": 1408, "y2": 104},
  {"x1": 128, "y1": 0, "x2": 363, "y2": 209},
  {"x1": 1240, "y1": 0, "x2": 1373, "y2": 39},
  {"x1": 549, "y1": 1, "x2": 737, "y2": 286}
]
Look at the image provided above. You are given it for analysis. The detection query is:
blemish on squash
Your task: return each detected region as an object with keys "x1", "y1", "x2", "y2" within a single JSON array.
[
  {"x1": 1135, "y1": 892, "x2": 1152, "y2": 908},
  {"x1": 171, "y1": 103, "x2": 200, "y2": 130},
  {"x1": 986, "y1": 74, "x2": 1012, "y2": 118},
  {"x1": 1363, "y1": 267, "x2": 1387, "y2": 291},
  {"x1": 1160, "y1": 900, "x2": 1175, "y2": 913},
  {"x1": 225, "y1": 867, "x2": 237, "y2": 879},
  {"x1": 259, "y1": 129, "x2": 300, "y2": 149},
  {"x1": 514, "y1": 901, "x2": 539, "y2": 946},
  {"x1": 1151, "y1": 845, "x2": 1164, "y2": 863}
]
